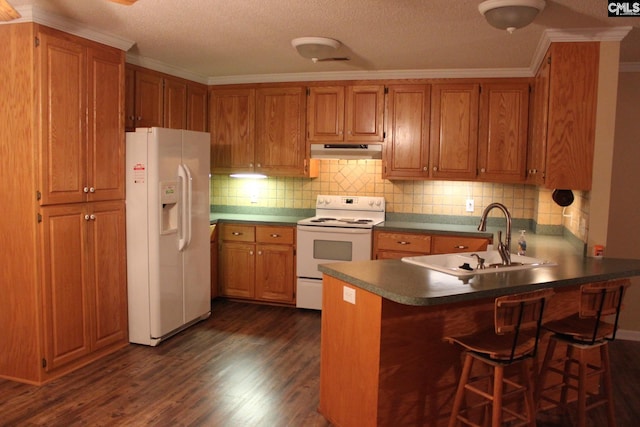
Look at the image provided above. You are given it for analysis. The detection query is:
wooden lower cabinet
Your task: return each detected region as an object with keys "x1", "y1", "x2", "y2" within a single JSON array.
[
  {"x1": 374, "y1": 230, "x2": 491, "y2": 259},
  {"x1": 40, "y1": 201, "x2": 128, "y2": 375},
  {"x1": 218, "y1": 223, "x2": 295, "y2": 305}
]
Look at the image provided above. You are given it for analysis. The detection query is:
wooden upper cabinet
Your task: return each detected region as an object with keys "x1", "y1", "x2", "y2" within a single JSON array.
[
  {"x1": 383, "y1": 85, "x2": 431, "y2": 179},
  {"x1": 307, "y1": 86, "x2": 345, "y2": 142},
  {"x1": 346, "y1": 85, "x2": 385, "y2": 142},
  {"x1": 187, "y1": 82, "x2": 208, "y2": 132},
  {"x1": 307, "y1": 84, "x2": 384, "y2": 143},
  {"x1": 125, "y1": 66, "x2": 136, "y2": 130},
  {"x1": 477, "y1": 82, "x2": 529, "y2": 183},
  {"x1": 527, "y1": 52, "x2": 550, "y2": 186},
  {"x1": 209, "y1": 88, "x2": 255, "y2": 174},
  {"x1": 163, "y1": 77, "x2": 187, "y2": 130},
  {"x1": 38, "y1": 27, "x2": 124, "y2": 205},
  {"x1": 133, "y1": 68, "x2": 164, "y2": 128},
  {"x1": 544, "y1": 42, "x2": 599, "y2": 191},
  {"x1": 255, "y1": 87, "x2": 308, "y2": 177},
  {"x1": 430, "y1": 83, "x2": 480, "y2": 180}
]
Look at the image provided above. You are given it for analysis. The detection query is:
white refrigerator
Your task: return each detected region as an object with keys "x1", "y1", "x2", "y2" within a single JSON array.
[{"x1": 126, "y1": 127, "x2": 211, "y2": 346}]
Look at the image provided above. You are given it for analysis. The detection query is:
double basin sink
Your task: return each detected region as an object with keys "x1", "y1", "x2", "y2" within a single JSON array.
[{"x1": 401, "y1": 250, "x2": 556, "y2": 277}]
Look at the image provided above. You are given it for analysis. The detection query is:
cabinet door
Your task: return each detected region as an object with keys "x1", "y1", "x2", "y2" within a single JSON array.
[
  {"x1": 89, "y1": 201, "x2": 127, "y2": 350},
  {"x1": 87, "y1": 45, "x2": 125, "y2": 202},
  {"x1": 134, "y1": 69, "x2": 164, "y2": 128},
  {"x1": 255, "y1": 87, "x2": 307, "y2": 177},
  {"x1": 210, "y1": 88, "x2": 255, "y2": 174},
  {"x1": 346, "y1": 85, "x2": 385, "y2": 142},
  {"x1": 527, "y1": 52, "x2": 550, "y2": 185},
  {"x1": 125, "y1": 66, "x2": 136, "y2": 130},
  {"x1": 430, "y1": 84, "x2": 479, "y2": 180},
  {"x1": 384, "y1": 85, "x2": 430, "y2": 179},
  {"x1": 477, "y1": 83, "x2": 529, "y2": 183},
  {"x1": 545, "y1": 42, "x2": 599, "y2": 191},
  {"x1": 219, "y1": 242, "x2": 255, "y2": 298},
  {"x1": 163, "y1": 77, "x2": 187, "y2": 130},
  {"x1": 38, "y1": 28, "x2": 87, "y2": 205},
  {"x1": 255, "y1": 244, "x2": 295, "y2": 303},
  {"x1": 41, "y1": 205, "x2": 91, "y2": 371},
  {"x1": 307, "y1": 86, "x2": 344, "y2": 142},
  {"x1": 187, "y1": 83, "x2": 208, "y2": 132}
]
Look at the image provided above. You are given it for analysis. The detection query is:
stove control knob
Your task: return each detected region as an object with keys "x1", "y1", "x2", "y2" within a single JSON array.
[
  {"x1": 368, "y1": 200, "x2": 374, "y2": 207},
  {"x1": 376, "y1": 200, "x2": 382, "y2": 207}
]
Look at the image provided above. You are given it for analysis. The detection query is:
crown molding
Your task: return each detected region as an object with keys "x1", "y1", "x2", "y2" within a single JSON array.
[
  {"x1": 125, "y1": 54, "x2": 209, "y2": 84},
  {"x1": 5, "y1": 5, "x2": 134, "y2": 52},
  {"x1": 530, "y1": 26, "x2": 633, "y2": 74}
]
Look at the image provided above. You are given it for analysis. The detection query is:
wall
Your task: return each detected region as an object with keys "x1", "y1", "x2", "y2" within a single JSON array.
[
  {"x1": 211, "y1": 162, "x2": 570, "y2": 230},
  {"x1": 608, "y1": 70, "x2": 640, "y2": 334}
]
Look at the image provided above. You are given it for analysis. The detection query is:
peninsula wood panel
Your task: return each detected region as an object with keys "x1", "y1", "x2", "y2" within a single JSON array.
[
  {"x1": 319, "y1": 276, "x2": 602, "y2": 427},
  {"x1": 383, "y1": 85, "x2": 431, "y2": 179}
]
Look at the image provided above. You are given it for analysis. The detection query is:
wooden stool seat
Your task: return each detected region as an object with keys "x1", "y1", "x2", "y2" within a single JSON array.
[
  {"x1": 536, "y1": 279, "x2": 630, "y2": 427},
  {"x1": 446, "y1": 288, "x2": 554, "y2": 427}
]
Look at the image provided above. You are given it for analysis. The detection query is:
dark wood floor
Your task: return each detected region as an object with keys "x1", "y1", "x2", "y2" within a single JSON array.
[{"x1": 1, "y1": 299, "x2": 639, "y2": 426}]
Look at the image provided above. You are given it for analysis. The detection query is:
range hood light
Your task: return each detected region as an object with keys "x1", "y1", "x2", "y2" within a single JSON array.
[
  {"x1": 229, "y1": 173, "x2": 267, "y2": 179},
  {"x1": 310, "y1": 144, "x2": 383, "y2": 160}
]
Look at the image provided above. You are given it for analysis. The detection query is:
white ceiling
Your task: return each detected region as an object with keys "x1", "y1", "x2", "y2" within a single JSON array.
[{"x1": 7, "y1": 0, "x2": 640, "y2": 84}]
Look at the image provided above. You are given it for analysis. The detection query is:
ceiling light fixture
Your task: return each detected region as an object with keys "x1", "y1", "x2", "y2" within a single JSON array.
[
  {"x1": 291, "y1": 37, "x2": 341, "y2": 63},
  {"x1": 478, "y1": 0, "x2": 545, "y2": 34}
]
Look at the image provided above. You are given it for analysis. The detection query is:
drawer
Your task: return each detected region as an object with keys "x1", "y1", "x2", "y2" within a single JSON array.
[
  {"x1": 220, "y1": 224, "x2": 255, "y2": 242},
  {"x1": 256, "y1": 226, "x2": 294, "y2": 244},
  {"x1": 376, "y1": 232, "x2": 431, "y2": 253},
  {"x1": 431, "y1": 235, "x2": 490, "y2": 254}
]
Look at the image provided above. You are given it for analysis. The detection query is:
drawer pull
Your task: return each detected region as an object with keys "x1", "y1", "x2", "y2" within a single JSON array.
[
  {"x1": 398, "y1": 241, "x2": 411, "y2": 245},
  {"x1": 232, "y1": 232, "x2": 243, "y2": 236},
  {"x1": 270, "y1": 233, "x2": 281, "y2": 238},
  {"x1": 454, "y1": 245, "x2": 469, "y2": 249}
]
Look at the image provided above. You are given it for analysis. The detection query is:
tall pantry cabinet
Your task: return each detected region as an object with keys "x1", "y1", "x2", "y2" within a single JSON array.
[{"x1": 0, "y1": 23, "x2": 128, "y2": 385}]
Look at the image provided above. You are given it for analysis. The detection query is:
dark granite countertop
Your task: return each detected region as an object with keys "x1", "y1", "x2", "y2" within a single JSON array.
[{"x1": 319, "y1": 255, "x2": 640, "y2": 307}]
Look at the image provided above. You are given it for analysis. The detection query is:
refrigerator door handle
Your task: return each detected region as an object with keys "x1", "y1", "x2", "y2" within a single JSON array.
[{"x1": 177, "y1": 164, "x2": 193, "y2": 251}]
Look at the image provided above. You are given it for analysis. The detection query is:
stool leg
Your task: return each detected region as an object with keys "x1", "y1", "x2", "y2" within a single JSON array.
[
  {"x1": 492, "y1": 365, "x2": 504, "y2": 427},
  {"x1": 521, "y1": 358, "x2": 536, "y2": 427},
  {"x1": 449, "y1": 353, "x2": 474, "y2": 427},
  {"x1": 600, "y1": 343, "x2": 617, "y2": 427},
  {"x1": 560, "y1": 343, "x2": 574, "y2": 407},
  {"x1": 576, "y1": 346, "x2": 587, "y2": 427},
  {"x1": 536, "y1": 335, "x2": 557, "y2": 408}
]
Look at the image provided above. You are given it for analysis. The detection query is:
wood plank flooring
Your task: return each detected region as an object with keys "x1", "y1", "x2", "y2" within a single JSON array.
[{"x1": 1, "y1": 299, "x2": 639, "y2": 426}]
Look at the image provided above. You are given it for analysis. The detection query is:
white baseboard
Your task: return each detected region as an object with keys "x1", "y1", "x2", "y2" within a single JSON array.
[{"x1": 616, "y1": 329, "x2": 640, "y2": 342}]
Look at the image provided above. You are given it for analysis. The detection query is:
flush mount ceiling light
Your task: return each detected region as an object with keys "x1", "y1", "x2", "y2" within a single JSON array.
[
  {"x1": 291, "y1": 37, "x2": 349, "y2": 63},
  {"x1": 478, "y1": 0, "x2": 546, "y2": 34}
]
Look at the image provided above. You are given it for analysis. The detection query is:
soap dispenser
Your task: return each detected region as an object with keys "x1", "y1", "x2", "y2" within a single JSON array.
[{"x1": 517, "y1": 230, "x2": 527, "y2": 256}]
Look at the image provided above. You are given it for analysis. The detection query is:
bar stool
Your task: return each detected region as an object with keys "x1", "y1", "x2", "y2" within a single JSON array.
[
  {"x1": 536, "y1": 279, "x2": 630, "y2": 427},
  {"x1": 446, "y1": 288, "x2": 554, "y2": 427}
]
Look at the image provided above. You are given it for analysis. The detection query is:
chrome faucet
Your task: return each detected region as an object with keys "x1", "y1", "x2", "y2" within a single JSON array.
[{"x1": 478, "y1": 202, "x2": 512, "y2": 266}]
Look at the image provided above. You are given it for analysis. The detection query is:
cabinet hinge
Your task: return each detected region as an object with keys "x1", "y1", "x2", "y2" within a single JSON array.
[
  {"x1": 306, "y1": 88, "x2": 310, "y2": 96},
  {"x1": 547, "y1": 56, "x2": 551, "y2": 65},
  {"x1": 383, "y1": 131, "x2": 386, "y2": 139},
  {"x1": 37, "y1": 213, "x2": 42, "y2": 223},
  {"x1": 35, "y1": 37, "x2": 40, "y2": 47},
  {"x1": 384, "y1": 87, "x2": 389, "y2": 94},
  {"x1": 36, "y1": 190, "x2": 41, "y2": 200},
  {"x1": 293, "y1": 248, "x2": 296, "y2": 256},
  {"x1": 42, "y1": 358, "x2": 47, "y2": 368}
]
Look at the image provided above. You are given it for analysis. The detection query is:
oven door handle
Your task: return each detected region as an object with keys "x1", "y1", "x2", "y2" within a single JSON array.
[{"x1": 297, "y1": 225, "x2": 373, "y2": 235}]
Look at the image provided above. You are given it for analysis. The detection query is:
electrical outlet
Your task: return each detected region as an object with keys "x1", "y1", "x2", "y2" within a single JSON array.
[{"x1": 465, "y1": 199, "x2": 474, "y2": 212}]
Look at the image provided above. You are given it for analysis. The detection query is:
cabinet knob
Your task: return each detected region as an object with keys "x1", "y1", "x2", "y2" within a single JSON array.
[
  {"x1": 423, "y1": 166, "x2": 428, "y2": 172},
  {"x1": 432, "y1": 166, "x2": 438, "y2": 172},
  {"x1": 249, "y1": 250, "x2": 254, "y2": 256},
  {"x1": 84, "y1": 214, "x2": 90, "y2": 221},
  {"x1": 270, "y1": 234, "x2": 280, "y2": 238},
  {"x1": 137, "y1": 116, "x2": 142, "y2": 121},
  {"x1": 454, "y1": 245, "x2": 469, "y2": 249},
  {"x1": 256, "y1": 163, "x2": 261, "y2": 168},
  {"x1": 90, "y1": 214, "x2": 96, "y2": 220},
  {"x1": 128, "y1": 115, "x2": 135, "y2": 121},
  {"x1": 89, "y1": 187, "x2": 95, "y2": 193},
  {"x1": 249, "y1": 163, "x2": 253, "y2": 168},
  {"x1": 258, "y1": 250, "x2": 262, "y2": 255},
  {"x1": 232, "y1": 232, "x2": 243, "y2": 236},
  {"x1": 480, "y1": 168, "x2": 486, "y2": 173},
  {"x1": 397, "y1": 241, "x2": 411, "y2": 245},
  {"x1": 83, "y1": 187, "x2": 89, "y2": 193}
]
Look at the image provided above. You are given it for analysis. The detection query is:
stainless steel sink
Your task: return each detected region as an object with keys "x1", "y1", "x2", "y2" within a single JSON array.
[{"x1": 401, "y1": 251, "x2": 556, "y2": 277}]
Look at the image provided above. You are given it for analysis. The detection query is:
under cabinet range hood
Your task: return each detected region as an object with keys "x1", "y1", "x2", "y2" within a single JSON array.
[{"x1": 310, "y1": 144, "x2": 382, "y2": 160}]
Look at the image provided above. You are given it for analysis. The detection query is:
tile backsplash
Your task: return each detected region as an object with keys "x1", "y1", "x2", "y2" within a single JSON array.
[{"x1": 211, "y1": 160, "x2": 589, "y2": 240}]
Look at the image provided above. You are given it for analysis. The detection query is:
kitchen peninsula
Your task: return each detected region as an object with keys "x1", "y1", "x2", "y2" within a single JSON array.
[{"x1": 317, "y1": 250, "x2": 640, "y2": 427}]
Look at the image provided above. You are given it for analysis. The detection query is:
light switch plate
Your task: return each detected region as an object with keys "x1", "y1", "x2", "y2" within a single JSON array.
[
  {"x1": 466, "y1": 199, "x2": 474, "y2": 212},
  {"x1": 343, "y1": 286, "x2": 356, "y2": 305}
]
